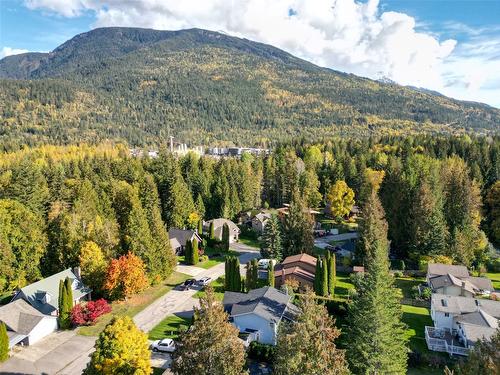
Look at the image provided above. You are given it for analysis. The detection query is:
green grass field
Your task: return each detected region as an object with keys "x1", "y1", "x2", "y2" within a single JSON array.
[
  {"x1": 78, "y1": 271, "x2": 190, "y2": 336},
  {"x1": 485, "y1": 272, "x2": 500, "y2": 290},
  {"x1": 238, "y1": 234, "x2": 260, "y2": 249},
  {"x1": 148, "y1": 314, "x2": 191, "y2": 340},
  {"x1": 334, "y1": 272, "x2": 355, "y2": 301},
  {"x1": 193, "y1": 276, "x2": 225, "y2": 300},
  {"x1": 395, "y1": 277, "x2": 425, "y2": 299},
  {"x1": 401, "y1": 305, "x2": 433, "y2": 353}
]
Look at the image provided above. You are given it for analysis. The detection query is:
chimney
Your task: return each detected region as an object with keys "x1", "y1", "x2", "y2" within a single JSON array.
[
  {"x1": 461, "y1": 281, "x2": 466, "y2": 297},
  {"x1": 73, "y1": 266, "x2": 81, "y2": 279}
]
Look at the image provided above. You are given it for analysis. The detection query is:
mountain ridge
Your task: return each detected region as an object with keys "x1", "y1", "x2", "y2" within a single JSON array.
[{"x1": 0, "y1": 27, "x2": 498, "y2": 148}]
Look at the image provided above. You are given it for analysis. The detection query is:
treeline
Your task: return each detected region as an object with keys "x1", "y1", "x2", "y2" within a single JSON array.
[{"x1": 0, "y1": 134, "x2": 499, "y2": 293}]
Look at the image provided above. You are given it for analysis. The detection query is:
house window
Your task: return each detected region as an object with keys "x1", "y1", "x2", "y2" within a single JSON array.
[{"x1": 444, "y1": 313, "x2": 449, "y2": 317}]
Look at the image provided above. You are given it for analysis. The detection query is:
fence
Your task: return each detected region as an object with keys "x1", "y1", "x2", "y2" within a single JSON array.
[{"x1": 400, "y1": 298, "x2": 430, "y2": 307}]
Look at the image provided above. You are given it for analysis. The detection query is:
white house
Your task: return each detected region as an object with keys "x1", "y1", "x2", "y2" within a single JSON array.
[
  {"x1": 223, "y1": 287, "x2": 300, "y2": 345},
  {"x1": 0, "y1": 299, "x2": 58, "y2": 348},
  {"x1": 204, "y1": 218, "x2": 240, "y2": 243},
  {"x1": 251, "y1": 213, "x2": 271, "y2": 234},
  {"x1": 12, "y1": 268, "x2": 91, "y2": 316},
  {"x1": 426, "y1": 293, "x2": 499, "y2": 355}
]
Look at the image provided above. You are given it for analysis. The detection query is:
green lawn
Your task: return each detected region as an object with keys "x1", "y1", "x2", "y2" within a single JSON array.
[
  {"x1": 177, "y1": 247, "x2": 238, "y2": 269},
  {"x1": 238, "y1": 234, "x2": 260, "y2": 249},
  {"x1": 395, "y1": 277, "x2": 425, "y2": 299},
  {"x1": 148, "y1": 314, "x2": 191, "y2": 340},
  {"x1": 485, "y1": 272, "x2": 500, "y2": 290},
  {"x1": 152, "y1": 368, "x2": 166, "y2": 375},
  {"x1": 193, "y1": 276, "x2": 225, "y2": 300},
  {"x1": 78, "y1": 271, "x2": 190, "y2": 336},
  {"x1": 334, "y1": 272, "x2": 355, "y2": 301},
  {"x1": 401, "y1": 305, "x2": 433, "y2": 353}
]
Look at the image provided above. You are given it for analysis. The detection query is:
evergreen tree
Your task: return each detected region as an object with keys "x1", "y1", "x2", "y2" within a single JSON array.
[
  {"x1": 184, "y1": 240, "x2": 193, "y2": 265},
  {"x1": 224, "y1": 256, "x2": 241, "y2": 292},
  {"x1": 260, "y1": 214, "x2": 283, "y2": 261},
  {"x1": 0, "y1": 322, "x2": 8, "y2": 362},
  {"x1": 58, "y1": 277, "x2": 73, "y2": 329},
  {"x1": 245, "y1": 259, "x2": 259, "y2": 291},
  {"x1": 84, "y1": 316, "x2": 151, "y2": 375},
  {"x1": 281, "y1": 191, "x2": 314, "y2": 257},
  {"x1": 209, "y1": 221, "x2": 215, "y2": 240},
  {"x1": 267, "y1": 263, "x2": 275, "y2": 287},
  {"x1": 197, "y1": 219, "x2": 203, "y2": 236},
  {"x1": 327, "y1": 251, "x2": 336, "y2": 296},
  {"x1": 321, "y1": 256, "x2": 329, "y2": 296},
  {"x1": 274, "y1": 290, "x2": 348, "y2": 375},
  {"x1": 172, "y1": 287, "x2": 246, "y2": 375},
  {"x1": 222, "y1": 223, "x2": 230, "y2": 252},
  {"x1": 346, "y1": 190, "x2": 408, "y2": 374},
  {"x1": 313, "y1": 256, "x2": 322, "y2": 296},
  {"x1": 192, "y1": 238, "x2": 199, "y2": 265}
]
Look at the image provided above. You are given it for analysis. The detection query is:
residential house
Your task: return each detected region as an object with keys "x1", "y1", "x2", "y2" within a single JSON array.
[
  {"x1": 204, "y1": 218, "x2": 240, "y2": 243},
  {"x1": 426, "y1": 263, "x2": 495, "y2": 297},
  {"x1": 223, "y1": 286, "x2": 300, "y2": 345},
  {"x1": 251, "y1": 212, "x2": 271, "y2": 234},
  {"x1": 12, "y1": 268, "x2": 91, "y2": 316},
  {"x1": 168, "y1": 228, "x2": 202, "y2": 255},
  {"x1": 277, "y1": 204, "x2": 320, "y2": 223},
  {"x1": 0, "y1": 299, "x2": 58, "y2": 348},
  {"x1": 425, "y1": 293, "x2": 500, "y2": 356},
  {"x1": 274, "y1": 253, "x2": 317, "y2": 289}
]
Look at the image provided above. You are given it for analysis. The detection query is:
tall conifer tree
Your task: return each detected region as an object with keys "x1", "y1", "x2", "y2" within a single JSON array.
[
  {"x1": 0, "y1": 322, "x2": 8, "y2": 362},
  {"x1": 346, "y1": 190, "x2": 408, "y2": 374}
]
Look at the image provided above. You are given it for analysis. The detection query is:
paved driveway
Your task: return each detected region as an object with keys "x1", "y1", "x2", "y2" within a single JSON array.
[
  {"x1": 0, "y1": 331, "x2": 95, "y2": 375},
  {"x1": 314, "y1": 232, "x2": 358, "y2": 249}
]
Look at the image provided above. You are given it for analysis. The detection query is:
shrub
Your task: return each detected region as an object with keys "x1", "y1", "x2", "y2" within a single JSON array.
[
  {"x1": 200, "y1": 255, "x2": 209, "y2": 262},
  {"x1": 410, "y1": 285, "x2": 421, "y2": 300},
  {"x1": 394, "y1": 271, "x2": 403, "y2": 278},
  {"x1": 71, "y1": 299, "x2": 112, "y2": 326},
  {"x1": 248, "y1": 341, "x2": 276, "y2": 362},
  {"x1": 420, "y1": 286, "x2": 432, "y2": 300},
  {"x1": 396, "y1": 259, "x2": 405, "y2": 271}
]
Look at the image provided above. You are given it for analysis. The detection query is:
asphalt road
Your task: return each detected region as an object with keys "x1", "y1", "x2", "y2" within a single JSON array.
[{"x1": 0, "y1": 243, "x2": 259, "y2": 375}]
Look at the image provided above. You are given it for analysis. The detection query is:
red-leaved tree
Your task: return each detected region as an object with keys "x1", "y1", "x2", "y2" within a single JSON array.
[{"x1": 71, "y1": 299, "x2": 112, "y2": 326}]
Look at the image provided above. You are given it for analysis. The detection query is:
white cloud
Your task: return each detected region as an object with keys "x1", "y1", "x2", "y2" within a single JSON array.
[
  {"x1": 0, "y1": 47, "x2": 29, "y2": 59},
  {"x1": 22, "y1": 0, "x2": 500, "y2": 107}
]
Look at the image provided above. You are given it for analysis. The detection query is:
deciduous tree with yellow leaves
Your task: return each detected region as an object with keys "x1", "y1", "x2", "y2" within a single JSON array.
[
  {"x1": 326, "y1": 180, "x2": 355, "y2": 219},
  {"x1": 84, "y1": 316, "x2": 151, "y2": 375}
]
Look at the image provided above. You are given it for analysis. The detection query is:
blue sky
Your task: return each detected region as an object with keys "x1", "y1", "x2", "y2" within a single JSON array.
[{"x1": 1, "y1": 0, "x2": 499, "y2": 107}]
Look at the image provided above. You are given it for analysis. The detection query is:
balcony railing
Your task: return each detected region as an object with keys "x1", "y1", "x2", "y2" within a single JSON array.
[{"x1": 425, "y1": 326, "x2": 469, "y2": 356}]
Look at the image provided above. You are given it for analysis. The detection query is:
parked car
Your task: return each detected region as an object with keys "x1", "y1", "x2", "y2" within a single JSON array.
[
  {"x1": 325, "y1": 245, "x2": 339, "y2": 252},
  {"x1": 151, "y1": 338, "x2": 176, "y2": 353},
  {"x1": 258, "y1": 259, "x2": 275, "y2": 269},
  {"x1": 181, "y1": 278, "x2": 196, "y2": 290},
  {"x1": 197, "y1": 277, "x2": 212, "y2": 286}
]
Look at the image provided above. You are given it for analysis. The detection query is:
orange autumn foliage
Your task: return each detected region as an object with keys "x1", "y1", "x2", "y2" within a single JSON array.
[{"x1": 104, "y1": 252, "x2": 149, "y2": 300}]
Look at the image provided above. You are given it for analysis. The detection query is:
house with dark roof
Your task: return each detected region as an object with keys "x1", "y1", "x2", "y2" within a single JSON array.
[
  {"x1": 425, "y1": 293, "x2": 500, "y2": 356},
  {"x1": 12, "y1": 268, "x2": 91, "y2": 316},
  {"x1": 0, "y1": 299, "x2": 58, "y2": 348},
  {"x1": 223, "y1": 286, "x2": 300, "y2": 345},
  {"x1": 426, "y1": 263, "x2": 495, "y2": 297},
  {"x1": 274, "y1": 253, "x2": 317, "y2": 289},
  {"x1": 251, "y1": 212, "x2": 271, "y2": 234},
  {"x1": 168, "y1": 228, "x2": 202, "y2": 255}
]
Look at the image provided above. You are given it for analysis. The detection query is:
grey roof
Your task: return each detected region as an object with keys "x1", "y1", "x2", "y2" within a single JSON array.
[
  {"x1": 13, "y1": 269, "x2": 91, "y2": 315},
  {"x1": 206, "y1": 218, "x2": 240, "y2": 238},
  {"x1": 168, "y1": 228, "x2": 201, "y2": 247},
  {"x1": 456, "y1": 311, "x2": 498, "y2": 329},
  {"x1": 429, "y1": 274, "x2": 476, "y2": 294},
  {"x1": 253, "y1": 213, "x2": 271, "y2": 223},
  {"x1": 468, "y1": 277, "x2": 495, "y2": 292},
  {"x1": 460, "y1": 323, "x2": 497, "y2": 345},
  {"x1": 427, "y1": 263, "x2": 469, "y2": 278},
  {"x1": 223, "y1": 287, "x2": 298, "y2": 323},
  {"x1": 432, "y1": 294, "x2": 500, "y2": 318},
  {"x1": 0, "y1": 299, "x2": 46, "y2": 335}
]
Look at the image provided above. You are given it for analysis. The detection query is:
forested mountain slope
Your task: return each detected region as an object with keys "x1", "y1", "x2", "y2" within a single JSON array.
[{"x1": 0, "y1": 27, "x2": 499, "y2": 149}]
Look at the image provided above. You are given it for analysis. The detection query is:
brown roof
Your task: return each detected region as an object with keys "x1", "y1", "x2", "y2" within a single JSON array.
[
  {"x1": 282, "y1": 253, "x2": 317, "y2": 267},
  {"x1": 275, "y1": 266, "x2": 315, "y2": 282}
]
